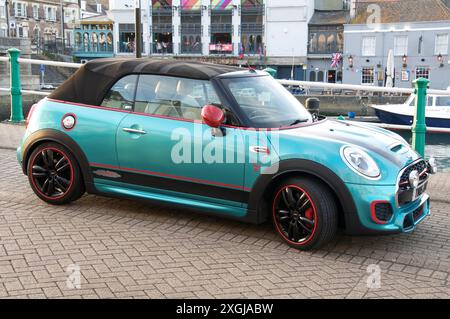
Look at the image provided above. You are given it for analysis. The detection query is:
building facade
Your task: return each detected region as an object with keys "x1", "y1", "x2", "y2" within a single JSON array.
[
  {"x1": 0, "y1": 0, "x2": 80, "y2": 51},
  {"x1": 342, "y1": 0, "x2": 450, "y2": 89},
  {"x1": 307, "y1": 0, "x2": 349, "y2": 84},
  {"x1": 74, "y1": 0, "x2": 312, "y2": 79}
]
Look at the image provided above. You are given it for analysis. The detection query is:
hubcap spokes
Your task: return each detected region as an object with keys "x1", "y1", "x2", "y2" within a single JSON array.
[
  {"x1": 275, "y1": 186, "x2": 316, "y2": 243},
  {"x1": 32, "y1": 149, "x2": 72, "y2": 198}
]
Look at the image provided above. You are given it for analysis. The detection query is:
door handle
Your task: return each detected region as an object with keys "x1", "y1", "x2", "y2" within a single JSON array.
[{"x1": 123, "y1": 127, "x2": 147, "y2": 135}]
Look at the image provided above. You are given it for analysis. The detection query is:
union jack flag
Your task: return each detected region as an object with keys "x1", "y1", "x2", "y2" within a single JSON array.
[{"x1": 331, "y1": 53, "x2": 342, "y2": 68}]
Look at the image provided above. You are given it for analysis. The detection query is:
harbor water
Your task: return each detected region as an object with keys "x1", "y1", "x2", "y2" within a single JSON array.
[{"x1": 396, "y1": 131, "x2": 450, "y2": 172}]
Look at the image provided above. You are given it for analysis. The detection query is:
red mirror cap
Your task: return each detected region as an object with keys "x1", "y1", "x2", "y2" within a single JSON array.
[{"x1": 201, "y1": 105, "x2": 225, "y2": 128}]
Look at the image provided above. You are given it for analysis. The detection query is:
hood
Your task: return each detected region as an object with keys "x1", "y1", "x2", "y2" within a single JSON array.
[{"x1": 276, "y1": 119, "x2": 420, "y2": 168}]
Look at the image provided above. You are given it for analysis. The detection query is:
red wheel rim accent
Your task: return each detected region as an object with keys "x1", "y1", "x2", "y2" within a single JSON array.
[
  {"x1": 30, "y1": 147, "x2": 74, "y2": 200},
  {"x1": 272, "y1": 185, "x2": 318, "y2": 246}
]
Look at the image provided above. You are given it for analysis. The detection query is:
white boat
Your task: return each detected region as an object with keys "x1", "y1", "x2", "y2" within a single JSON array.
[{"x1": 370, "y1": 91, "x2": 450, "y2": 128}]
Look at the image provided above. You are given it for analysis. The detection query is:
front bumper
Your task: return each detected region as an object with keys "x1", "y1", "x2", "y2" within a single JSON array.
[{"x1": 344, "y1": 182, "x2": 430, "y2": 234}]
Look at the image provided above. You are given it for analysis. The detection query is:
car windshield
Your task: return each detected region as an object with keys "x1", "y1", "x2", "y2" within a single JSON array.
[{"x1": 221, "y1": 75, "x2": 312, "y2": 128}]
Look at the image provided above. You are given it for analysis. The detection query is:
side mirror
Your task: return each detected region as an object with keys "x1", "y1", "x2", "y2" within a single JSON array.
[{"x1": 201, "y1": 104, "x2": 225, "y2": 128}]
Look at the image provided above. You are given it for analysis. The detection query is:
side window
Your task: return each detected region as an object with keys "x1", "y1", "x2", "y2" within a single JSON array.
[
  {"x1": 101, "y1": 74, "x2": 138, "y2": 109},
  {"x1": 134, "y1": 75, "x2": 225, "y2": 121}
]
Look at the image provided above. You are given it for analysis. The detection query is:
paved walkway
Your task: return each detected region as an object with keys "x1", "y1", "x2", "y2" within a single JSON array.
[{"x1": 0, "y1": 148, "x2": 450, "y2": 298}]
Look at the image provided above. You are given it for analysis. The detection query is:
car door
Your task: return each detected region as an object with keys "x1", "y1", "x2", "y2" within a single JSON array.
[
  {"x1": 76, "y1": 74, "x2": 137, "y2": 184},
  {"x1": 115, "y1": 74, "x2": 247, "y2": 207}
]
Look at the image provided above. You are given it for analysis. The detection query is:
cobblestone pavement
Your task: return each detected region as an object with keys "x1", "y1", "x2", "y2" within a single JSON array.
[{"x1": 0, "y1": 148, "x2": 449, "y2": 299}]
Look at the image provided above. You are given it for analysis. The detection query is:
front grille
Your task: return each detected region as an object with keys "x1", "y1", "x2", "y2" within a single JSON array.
[
  {"x1": 397, "y1": 160, "x2": 429, "y2": 206},
  {"x1": 374, "y1": 202, "x2": 393, "y2": 222},
  {"x1": 398, "y1": 160, "x2": 428, "y2": 191}
]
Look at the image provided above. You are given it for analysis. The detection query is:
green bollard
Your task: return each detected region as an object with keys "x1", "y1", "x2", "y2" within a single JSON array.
[
  {"x1": 8, "y1": 48, "x2": 24, "y2": 123},
  {"x1": 263, "y1": 67, "x2": 277, "y2": 78},
  {"x1": 412, "y1": 78, "x2": 429, "y2": 157}
]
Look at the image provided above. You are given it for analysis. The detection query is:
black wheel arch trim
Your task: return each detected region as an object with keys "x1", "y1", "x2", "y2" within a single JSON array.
[
  {"x1": 21, "y1": 129, "x2": 96, "y2": 194},
  {"x1": 247, "y1": 159, "x2": 372, "y2": 234}
]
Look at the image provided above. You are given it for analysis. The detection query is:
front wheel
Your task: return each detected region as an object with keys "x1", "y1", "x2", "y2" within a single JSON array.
[
  {"x1": 27, "y1": 142, "x2": 85, "y2": 205},
  {"x1": 272, "y1": 177, "x2": 338, "y2": 250}
]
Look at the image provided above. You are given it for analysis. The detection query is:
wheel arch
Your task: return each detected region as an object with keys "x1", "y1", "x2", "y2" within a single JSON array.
[
  {"x1": 21, "y1": 129, "x2": 95, "y2": 193},
  {"x1": 248, "y1": 159, "x2": 361, "y2": 233}
]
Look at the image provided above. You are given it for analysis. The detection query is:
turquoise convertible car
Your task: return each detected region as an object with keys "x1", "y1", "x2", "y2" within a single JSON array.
[{"x1": 17, "y1": 58, "x2": 436, "y2": 250}]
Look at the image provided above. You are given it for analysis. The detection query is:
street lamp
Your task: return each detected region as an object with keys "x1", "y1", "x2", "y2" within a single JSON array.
[
  {"x1": 437, "y1": 53, "x2": 444, "y2": 67},
  {"x1": 348, "y1": 55, "x2": 353, "y2": 68},
  {"x1": 5, "y1": 0, "x2": 10, "y2": 37},
  {"x1": 402, "y1": 54, "x2": 407, "y2": 67}
]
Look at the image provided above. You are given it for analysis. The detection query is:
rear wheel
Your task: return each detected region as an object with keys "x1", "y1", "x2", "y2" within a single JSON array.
[
  {"x1": 272, "y1": 177, "x2": 338, "y2": 250},
  {"x1": 27, "y1": 142, "x2": 85, "y2": 205}
]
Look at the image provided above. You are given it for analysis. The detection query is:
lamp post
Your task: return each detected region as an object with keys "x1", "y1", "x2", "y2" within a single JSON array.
[
  {"x1": 135, "y1": 0, "x2": 142, "y2": 58},
  {"x1": 5, "y1": 0, "x2": 10, "y2": 37},
  {"x1": 60, "y1": 0, "x2": 65, "y2": 51}
]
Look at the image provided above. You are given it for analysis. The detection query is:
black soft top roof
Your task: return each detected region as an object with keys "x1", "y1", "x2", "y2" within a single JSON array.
[{"x1": 49, "y1": 58, "x2": 242, "y2": 106}]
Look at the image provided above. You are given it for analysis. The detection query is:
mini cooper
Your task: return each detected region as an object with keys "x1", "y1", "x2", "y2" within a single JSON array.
[{"x1": 18, "y1": 58, "x2": 436, "y2": 250}]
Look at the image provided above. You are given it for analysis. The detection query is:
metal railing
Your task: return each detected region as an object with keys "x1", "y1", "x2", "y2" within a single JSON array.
[{"x1": 2, "y1": 48, "x2": 450, "y2": 156}]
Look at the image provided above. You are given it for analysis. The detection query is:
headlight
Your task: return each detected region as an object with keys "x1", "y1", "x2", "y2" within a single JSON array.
[{"x1": 340, "y1": 146, "x2": 381, "y2": 179}]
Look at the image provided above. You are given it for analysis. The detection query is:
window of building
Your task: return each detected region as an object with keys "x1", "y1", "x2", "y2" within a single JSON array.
[
  {"x1": 318, "y1": 34, "x2": 326, "y2": 52},
  {"x1": 361, "y1": 36, "x2": 376, "y2": 56},
  {"x1": 152, "y1": 0, "x2": 173, "y2": 54},
  {"x1": 44, "y1": 5, "x2": 57, "y2": 21},
  {"x1": 415, "y1": 67, "x2": 430, "y2": 80},
  {"x1": 210, "y1": 9, "x2": 233, "y2": 55},
  {"x1": 435, "y1": 34, "x2": 448, "y2": 55},
  {"x1": 361, "y1": 67, "x2": 375, "y2": 84},
  {"x1": 180, "y1": 9, "x2": 202, "y2": 54},
  {"x1": 394, "y1": 36, "x2": 408, "y2": 56},
  {"x1": 0, "y1": 4, "x2": 6, "y2": 19},
  {"x1": 317, "y1": 71, "x2": 324, "y2": 82},
  {"x1": 119, "y1": 23, "x2": 140, "y2": 53},
  {"x1": 240, "y1": 0, "x2": 264, "y2": 55},
  {"x1": 32, "y1": 4, "x2": 39, "y2": 19},
  {"x1": 309, "y1": 71, "x2": 316, "y2": 82},
  {"x1": 13, "y1": 1, "x2": 27, "y2": 17},
  {"x1": 101, "y1": 75, "x2": 138, "y2": 110}
]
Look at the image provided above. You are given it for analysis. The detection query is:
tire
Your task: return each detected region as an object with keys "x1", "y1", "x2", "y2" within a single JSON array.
[
  {"x1": 272, "y1": 177, "x2": 338, "y2": 250},
  {"x1": 27, "y1": 142, "x2": 85, "y2": 205}
]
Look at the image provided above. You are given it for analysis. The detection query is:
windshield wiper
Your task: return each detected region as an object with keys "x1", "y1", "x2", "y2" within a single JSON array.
[{"x1": 287, "y1": 119, "x2": 309, "y2": 126}]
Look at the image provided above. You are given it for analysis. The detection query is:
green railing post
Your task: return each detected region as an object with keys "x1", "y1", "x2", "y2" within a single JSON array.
[
  {"x1": 8, "y1": 48, "x2": 24, "y2": 123},
  {"x1": 412, "y1": 77, "x2": 429, "y2": 157}
]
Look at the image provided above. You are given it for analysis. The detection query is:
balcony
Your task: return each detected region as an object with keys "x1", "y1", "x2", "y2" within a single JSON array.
[
  {"x1": 152, "y1": 42, "x2": 173, "y2": 55},
  {"x1": 151, "y1": 6, "x2": 173, "y2": 16},
  {"x1": 72, "y1": 30, "x2": 114, "y2": 58},
  {"x1": 240, "y1": 5, "x2": 264, "y2": 14},
  {"x1": 180, "y1": 24, "x2": 202, "y2": 35},
  {"x1": 308, "y1": 44, "x2": 343, "y2": 55},
  {"x1": 180, "y1": 42, "x2": 202, "y2": 55},
  {"x1": 151, "y1": 24, "x2": 173, "y2": 33},
  {"x1": 240, "y1": 23, "x2": 264, "y2": 34},
  {"x1": 210, "y1": 24, "x2": 232, "y2": 34},
  {"x1": 239, "y1": 42, "x2": 264, "y2": 56}
]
